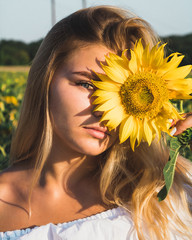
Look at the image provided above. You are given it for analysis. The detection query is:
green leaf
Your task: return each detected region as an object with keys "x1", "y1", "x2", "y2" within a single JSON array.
[
  {"x1": 178, "y1": 127, "x2": 192, "y2": 146},
  {"x1": 157, "y1": 137, "x2": 181, "y2": 201}
]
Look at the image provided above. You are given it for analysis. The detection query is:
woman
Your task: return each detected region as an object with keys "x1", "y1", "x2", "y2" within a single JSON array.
[{"x1": 0, "y1": 6, "x2": 192, "y2": 240}]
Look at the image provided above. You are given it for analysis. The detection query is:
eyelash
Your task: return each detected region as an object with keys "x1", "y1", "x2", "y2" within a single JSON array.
[{"x1": 76, "y1": 81, "x2": 94, "y2": 90}]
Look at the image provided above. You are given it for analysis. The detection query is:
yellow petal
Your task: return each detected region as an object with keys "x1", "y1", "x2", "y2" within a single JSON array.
[
  {"x1": 101, "y1": 64, "x2": 127, "y2": 84},
  {"x1": 93, "y1": 94, "x2": 121, "y2": 111},
  {"x1": 134, "y1": 39, "x2": 144, "y2": 67},
  {"x1": 105, "y1": 56, "x2": 130, "y2": 82},
  {"x1": 151, "y1": 119, "x2": 161, "y2": 140},
  {"x1": 158, "y1": 53, "x2": 184, "y2": 75},
  {"x1": 166, "y1": 79, "x2": 192, "y2": 95},
  {"x1": 168, "y1": 90, "x2": 192, "y2": 99},
  {"x1": 148, "y1": 43, "x2": 160, "y2": 66},
  {"x1": 101, "y1": 106, "x2": 126, "y2": 129},
  {"x1": 130, "y1": 118, "x2": 138, "y2": 151},
  {"x1": 163, "y1": 102, "x2": 182, "y2": 119},
  {"x1": 92, "y1": 91, "x2": 117, "y2": 104},
  {"x1": 107, "y1": 52, "x2": 123, "y2": 61},
  {"x1": 107, "y1": 53, "x2": 128, "y2": 69},
  {"x1": 163, "y1": 65, "x2": 192, "y2": 80},
  {"x1": 134, "y1": 39, "x2": 144, "y2": 60},
  {"x1": 150, "y1": 44, "x2": 166, "y2": 69},
  {"x1": 92, "y1": 80, "x2": 120, "y2": 91},
  {"x1": 119, "y1": 116, "x2": 135, "y2": 143},
  {"x1": 166, "y1": 78, "x2": 192, "y2": 86},
  {"x1": 142, "y1": 44, "x2": 150, "y2": 67},
  {"x1": 143, "y1": 119, "x2": 153, "y2": 146},
  {"x1": 94, "y1": 73, "x2": 112, "y2": 83},
  {"x1": 121, "y1": 50, "x2": 129, "y2": 66},
  {"x1": 128, "y1": 50, "x2": 138, "y2": 73},
  {"x1": 136, "y1": 119, "x2": 143, "y2": 146}
]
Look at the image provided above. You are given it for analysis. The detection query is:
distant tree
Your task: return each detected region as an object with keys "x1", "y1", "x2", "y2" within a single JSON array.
[
  {"x1": 0, "y1": 40, "x2": 30, "y2": 65},
  {"x1": 27, "y1": 39, "x2": 43, "y2": 61},
  {"x1": 162, "y1": 34, "x2": 192, "y2": 65}
]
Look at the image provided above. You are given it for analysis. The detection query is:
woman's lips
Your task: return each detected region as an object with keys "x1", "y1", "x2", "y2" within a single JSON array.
[{"x1": 83, "y1": 127, "x2": 109, "y2": 139}]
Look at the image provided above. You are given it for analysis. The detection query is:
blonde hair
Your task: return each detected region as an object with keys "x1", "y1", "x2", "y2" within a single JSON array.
[
  {"x1": 101, "y1": 138, "x2": 192, "y2": 239},
  {"x1": 10, "y1": 6, "x2": 192, "y2": 239}
]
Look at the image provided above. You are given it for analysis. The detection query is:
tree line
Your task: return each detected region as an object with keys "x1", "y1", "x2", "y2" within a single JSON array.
[
  {"x1": 162, "y1": 34, "x2": 192, "y2": 66},
  {"x1": 0, "y1": 33, "x2": 192, "y2": 66},
  {"x1": 0, "y1": 39, "x2": 42, "y2": 66}
]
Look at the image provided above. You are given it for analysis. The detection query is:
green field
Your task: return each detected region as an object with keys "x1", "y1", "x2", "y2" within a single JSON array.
[{"x1": 0, "y1": 70, "x2": 191, "y2": 170}]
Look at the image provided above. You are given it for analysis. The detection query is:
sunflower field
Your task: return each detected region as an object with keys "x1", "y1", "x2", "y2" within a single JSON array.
[
  {"x1": 0, "y1": 70, "x2": 191, "y2": 171},
  {"x1": 0, "y1": 71, "x2": 27, "y2": 170}
]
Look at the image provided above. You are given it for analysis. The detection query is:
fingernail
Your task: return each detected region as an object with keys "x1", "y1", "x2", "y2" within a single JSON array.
[
  {"x1": 170, "y1": 127, "x2": 177, "y2": 136},
  {"x1": 168, "y1": 119, "x2": 174, "y2": 123}
]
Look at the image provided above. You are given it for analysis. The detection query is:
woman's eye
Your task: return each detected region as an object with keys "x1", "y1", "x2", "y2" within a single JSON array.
[{"x1": 77, "y1": 81, "x2": 94, "y2": 90}]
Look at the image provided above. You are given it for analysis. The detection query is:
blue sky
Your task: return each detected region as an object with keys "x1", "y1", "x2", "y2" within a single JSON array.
[{"x1": 0, "y1": 0, "x2": 192, "y2": 43}]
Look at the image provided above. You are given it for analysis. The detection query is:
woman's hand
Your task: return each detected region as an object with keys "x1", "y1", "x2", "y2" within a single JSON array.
[{"x1": 172, "y1": 113, "x2": 192, "y2": 136}]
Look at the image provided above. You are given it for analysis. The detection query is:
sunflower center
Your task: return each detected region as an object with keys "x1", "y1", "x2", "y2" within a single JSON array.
[
  {"x1": 120, "y1": 72, "x2": 168, "y2": 119},
  {"x1": 138, "y1": 87, "x2": 154, "y2": 105}
]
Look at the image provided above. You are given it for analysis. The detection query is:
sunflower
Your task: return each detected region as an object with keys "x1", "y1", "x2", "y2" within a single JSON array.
[{"x1": 92, "y1": 39, "x2": 192, "y2": 150}]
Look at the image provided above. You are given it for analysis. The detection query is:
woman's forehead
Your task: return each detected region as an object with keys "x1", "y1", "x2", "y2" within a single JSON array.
[{"x1": 63, "y1": 44, "x2": 112, "y2": 72}]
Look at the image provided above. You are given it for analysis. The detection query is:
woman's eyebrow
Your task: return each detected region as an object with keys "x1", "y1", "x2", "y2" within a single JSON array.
[{"x1": 72, "y1": 71, "x2": 101, "y2": 80}]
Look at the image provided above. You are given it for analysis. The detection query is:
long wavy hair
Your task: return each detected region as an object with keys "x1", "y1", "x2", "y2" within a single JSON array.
[{"x1": 10, "y1": 6, "x2": 192, "y2": 239}]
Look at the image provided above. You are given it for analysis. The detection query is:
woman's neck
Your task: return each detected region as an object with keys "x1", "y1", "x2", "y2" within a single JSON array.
[{"x1": 39, "y1": 138, "x2": 102, "y2": 193}]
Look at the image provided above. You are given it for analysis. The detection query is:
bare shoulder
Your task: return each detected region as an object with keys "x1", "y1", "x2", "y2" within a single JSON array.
[{"x1": 0, "y1": 163, "x2": 33, "y2": 231}]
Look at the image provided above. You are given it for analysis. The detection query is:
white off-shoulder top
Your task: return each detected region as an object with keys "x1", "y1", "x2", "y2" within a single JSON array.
[
  {"x1": 0, "y1": 207, "x2": 137, "y2": 240},
  {"x1": 0, "y1": 207, "x2": 186, "y2": 240}
]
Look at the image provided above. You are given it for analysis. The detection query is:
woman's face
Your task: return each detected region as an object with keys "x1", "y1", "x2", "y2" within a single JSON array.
[{"x1": 50, "y1": 44, "x2": 118, "y2": 156}]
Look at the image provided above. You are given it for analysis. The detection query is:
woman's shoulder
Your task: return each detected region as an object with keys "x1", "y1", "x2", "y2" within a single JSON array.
[
  {"x1": 0, "y1": 165, "x2": 24, "y2": 201},
  {"x1": 0, "y1": 163, "x2": 33, "y2": 231},
  {"x1": 0, "y1": 162, "x2": 32, "y2": 195}
]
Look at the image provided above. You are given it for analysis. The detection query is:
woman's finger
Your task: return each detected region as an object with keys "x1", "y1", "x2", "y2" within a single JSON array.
[{"x1": 173, "y1": 113, "x2": 192, "y2": 136}]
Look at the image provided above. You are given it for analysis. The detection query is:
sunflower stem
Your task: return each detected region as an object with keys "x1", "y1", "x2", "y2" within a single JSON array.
[{"x1": 180, "y1": 100, "x2": 184, "y2": 113}]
